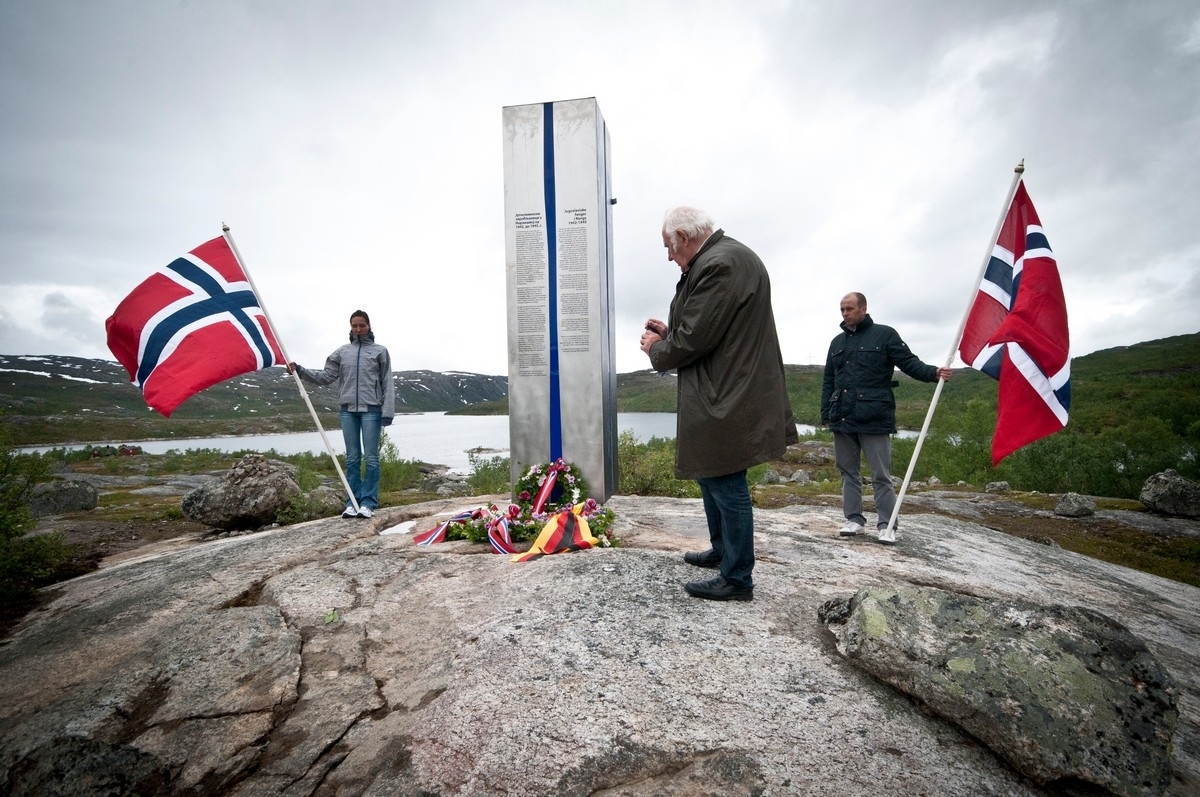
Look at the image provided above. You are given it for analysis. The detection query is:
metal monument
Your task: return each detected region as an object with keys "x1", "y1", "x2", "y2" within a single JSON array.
[{"x1": 502, "y1": 97, "x2": 617, "y2": 501}]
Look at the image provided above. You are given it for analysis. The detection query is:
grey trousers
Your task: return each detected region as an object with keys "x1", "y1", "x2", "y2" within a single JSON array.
[{"x1": 833, "y1": 431, "x2": 896, "y2": 529}]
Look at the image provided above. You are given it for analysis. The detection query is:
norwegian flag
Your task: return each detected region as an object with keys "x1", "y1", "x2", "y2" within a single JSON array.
[
  {"x1": 958, "y1": 182, "x2": 1070, "y2": 465},
  {"x1": 105, "y1": 236, "x2": 285, "y2": 417}
]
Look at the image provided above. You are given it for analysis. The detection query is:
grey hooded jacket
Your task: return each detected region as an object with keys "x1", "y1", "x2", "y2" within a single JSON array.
[{"x1": 296, "y1": 333, "x2": 395, "y2": 422}]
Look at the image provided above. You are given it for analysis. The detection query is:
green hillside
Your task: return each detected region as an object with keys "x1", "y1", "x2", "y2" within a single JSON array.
[
  {"x1": 604, "y1": 335, "x2": 1200, "y2": 499},
  {"x1": 608, "y1": 334, "x2": 1200, "y2": 439},
  {"x1": 3, "y1": 334, "x2": 1198, "y2": 499}
]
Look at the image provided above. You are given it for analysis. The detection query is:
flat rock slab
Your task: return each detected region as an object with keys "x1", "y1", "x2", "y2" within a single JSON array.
[{"x1": 1, "y1": 496, "x2": 1197, "y2": 796}]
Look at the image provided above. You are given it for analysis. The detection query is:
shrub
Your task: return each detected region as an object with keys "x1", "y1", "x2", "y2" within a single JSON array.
[
  {"x1": 378, "y1": 432, "x2": 422, "y2": 492},
  {"x1": 467, "y1": 454, "x2": 510, "y2": 494},
  {"x1": 276, "y1": 490, "x2": 338, "y2": 526},
  {"x1": 0, "y1": 442, "x2": 73, "y2": 609},
  {"x1": 616, "y1": 430, "x2": 700, "y2": 498}
]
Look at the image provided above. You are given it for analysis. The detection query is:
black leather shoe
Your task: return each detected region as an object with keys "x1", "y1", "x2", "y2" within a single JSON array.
[
  {"x1": 683, "y1": 549, "x2": 722, "y2": 569},
  {"x1": 684, "y1": 575, "x2": 753, "y2": 602}
]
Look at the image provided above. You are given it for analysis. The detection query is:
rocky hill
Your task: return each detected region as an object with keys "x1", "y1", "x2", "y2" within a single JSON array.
[{"x1": 1, "y1": 495, "x2": 1196, "y2": 796}]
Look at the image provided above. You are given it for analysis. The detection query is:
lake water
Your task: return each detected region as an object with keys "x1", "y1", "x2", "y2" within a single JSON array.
[
  {"x1": 22, "y1": 414, "x2": 919, "y2": 471},
  {"x1": 28, "y1": 413, "x2": 835, "y2": 472},
  {"x1": 29, "y1": 413, "x2": 673, "y2": 472}
]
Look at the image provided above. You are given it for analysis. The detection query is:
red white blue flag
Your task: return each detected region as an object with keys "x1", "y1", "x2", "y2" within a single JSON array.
[
  {"x1": 958, "y1": 182, "x2": 1070, "y2": 465},
  {"x1": 105, "y1": 236, "x2": 285, "y2": 417}
]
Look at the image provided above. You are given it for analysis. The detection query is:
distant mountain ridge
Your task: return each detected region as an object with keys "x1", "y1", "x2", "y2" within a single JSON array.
[
  {"x1": 2, "y1": 332, "x2": 1198, "y2": 447},
  {"x1": 0, "y1": 355, "x2": 509, "y2": 445},
  {"x1": 0, "y1": 355, "x2": 508, "y2": 414}
]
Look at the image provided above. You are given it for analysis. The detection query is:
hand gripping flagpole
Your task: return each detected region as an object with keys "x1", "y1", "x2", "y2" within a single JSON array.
[
  {"x1": 221, "y1": 224, "x2": 361, "y2": 515},
  {"x1": 878, "y1": 160, "x2": 1025, "y2": 545}
]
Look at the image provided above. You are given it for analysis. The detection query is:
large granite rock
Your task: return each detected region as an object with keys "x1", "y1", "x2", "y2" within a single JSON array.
[
  {"x1": 27, "y1": 479, "x2": 98, "y2": 517},
  {"x1": 1055, "y1": 491, "x2": 1096, "y2": 517},
  {"x1": 180, "y1": 453, "x2": 301, "y2": 530},
  {"x1": 1141, "y1": 470, "x2": 1200, "y2": 519},
  {"x1": 1, "y1": 496, "x2": 1197, "y2": 796},
  {"x1": 819, "y1": 585, "x2": 1177, "y2": 796}
]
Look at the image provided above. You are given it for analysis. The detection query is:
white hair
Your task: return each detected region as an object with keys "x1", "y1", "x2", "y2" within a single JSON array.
[{"x1": 662, "y1": 206, "x2": 715, "y2": 241}]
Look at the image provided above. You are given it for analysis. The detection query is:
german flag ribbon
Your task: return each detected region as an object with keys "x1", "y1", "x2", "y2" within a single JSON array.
[{"x1": 511, "y1": 503, "x2": 598, "y2": 563}]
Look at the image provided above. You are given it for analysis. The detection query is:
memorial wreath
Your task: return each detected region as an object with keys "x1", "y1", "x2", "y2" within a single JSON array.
[{"x1": 416, "y1": 458, "x2": 616, "y2": 554}]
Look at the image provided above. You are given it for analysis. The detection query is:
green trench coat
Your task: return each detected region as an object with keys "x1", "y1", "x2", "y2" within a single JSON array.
[{"x1": 648, "y1": 230, "x2": 798, "y2": 480}]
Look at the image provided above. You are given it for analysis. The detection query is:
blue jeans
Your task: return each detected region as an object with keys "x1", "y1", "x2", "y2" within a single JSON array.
[
  {"x1": 340, "y1": 409, "x2": 382, "y2": 510},
  {"x1": 696, "y1": 470, "x2": 754, "y2": 590},
  {"x1": 834, "y1": 431, "x2": 895, "y2": 529}
]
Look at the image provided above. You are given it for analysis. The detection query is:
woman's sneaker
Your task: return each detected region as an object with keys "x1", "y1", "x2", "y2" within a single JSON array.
[
  {"x1": 838, "y1": 521, "x2": 865, "y2": 537},
  {"x1": 342, "y1": 506, "x2": 357, "y2": 519},
  {"x1": 357, "y1": 506, "x2": 374, "y2": 519}
]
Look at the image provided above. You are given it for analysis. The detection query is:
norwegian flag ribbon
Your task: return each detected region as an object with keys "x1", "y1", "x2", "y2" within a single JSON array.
[
  {"x1": 412, "y1": 510, "x2": 475, "y2": 546},
  {"x1": 958, "y1": 181, "x2": 1070, "y2": 465},
  {"x1": 487, "y1": 516, "x2": 517, "y2": 554},
  {"x1": 531, "y1": 459, "x2": 569, "y2": 515},
  {"x1": 412, "y1": 506, "x2": 520, "y2": 553},
  {"x1": 105, "y1": 236, "x2": 284, "y2": 417}
]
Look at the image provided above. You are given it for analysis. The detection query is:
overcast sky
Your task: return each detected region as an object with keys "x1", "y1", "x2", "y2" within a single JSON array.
[{"x1": 2, "y1": 0, "x2": 1198, "y2": 379}]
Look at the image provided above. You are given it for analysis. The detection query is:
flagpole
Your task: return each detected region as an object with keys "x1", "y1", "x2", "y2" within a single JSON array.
[
  {"x1": 878, "y1": 160, "x2": 1025, "y2": 544},
  {"x1": 221, "y1": 224, "x2": 361, "y2": 514}
]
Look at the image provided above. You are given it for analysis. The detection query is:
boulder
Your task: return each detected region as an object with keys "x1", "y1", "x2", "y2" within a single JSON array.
[
  {"x1": 819, "y1": 585, "x2": 1177, "y2": 796},
  {"x1": 1, "y1": 497, "x2": 1197, "y2": 796},
  {"x1": 1141, "y1": 470, "x2": 1200, "y2": 519},
  {"x1": 1056, "y1": 491, "x2": 1096, "y2": 517},
  {"x1": 421, "y1": 470, "x2": 473, "y2": 497},
  {"x1": 306, "y1": 486, "x2": 347, "y2": 518},
  {"x1": 180, "y1": 454, "x2": 300, "y2": 530},
  {"x1": 27, "y1": 479, "x2": 98, "y2": 517},
  {"x1": 985, "y1": 480, "x2": 1011, "y2": 493}
]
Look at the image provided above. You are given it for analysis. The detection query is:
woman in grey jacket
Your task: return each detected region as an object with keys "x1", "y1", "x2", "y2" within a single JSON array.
[{"x1": 287, "y1": 310, "x2": 395, "y2": 518}]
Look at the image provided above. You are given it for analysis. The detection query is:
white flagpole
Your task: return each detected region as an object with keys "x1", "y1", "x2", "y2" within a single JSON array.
[
  {"x1": 878, "y1": 160, "x2": 1025, "y2": 544},
  {"x1": 221, "y1": 224, "x2": 361, "y2": 514}
]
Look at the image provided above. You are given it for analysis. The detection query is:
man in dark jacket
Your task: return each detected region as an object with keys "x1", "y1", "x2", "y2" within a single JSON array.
[
  {"x1": 640, "y1": 207, "x2": 798, "y2": 601},
  {"x1": 821, "y1": 292, "x2": 951, "y2": 541}
]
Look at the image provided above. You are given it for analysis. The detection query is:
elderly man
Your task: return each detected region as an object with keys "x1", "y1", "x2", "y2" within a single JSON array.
[
  {"x1": 640, "y1": 206, "x2": 797, "y2": 602},
  {"x1": 821, "y1": 292, "x2": 952, "y2": 541}
]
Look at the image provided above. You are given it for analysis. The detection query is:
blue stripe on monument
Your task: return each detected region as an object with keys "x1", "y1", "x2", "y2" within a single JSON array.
[{"x1": 543, "y1": 101, "x2": 562, "y2": 461}]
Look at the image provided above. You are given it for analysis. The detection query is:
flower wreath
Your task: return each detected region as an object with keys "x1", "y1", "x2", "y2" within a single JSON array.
[{"x1": 441, "y1": 458, "x2": 616, "y2": 548}]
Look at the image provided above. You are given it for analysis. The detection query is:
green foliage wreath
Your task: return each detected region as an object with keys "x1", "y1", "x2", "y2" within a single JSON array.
[{"x1": 443, "y1": 458, "x2": 616, "y2": 547}]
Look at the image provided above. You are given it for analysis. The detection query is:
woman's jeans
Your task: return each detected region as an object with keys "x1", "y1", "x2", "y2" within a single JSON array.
[
  {"x1": 696, "y1": 470, "x2": 754, "y2": 589},
  {"x1": 340, "y1": 409, "x2": 382, "y2": 510}
]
